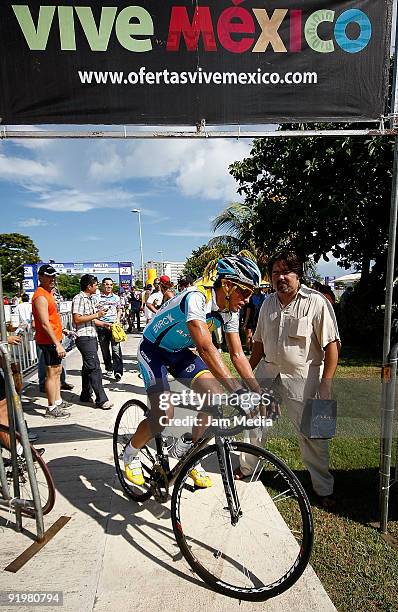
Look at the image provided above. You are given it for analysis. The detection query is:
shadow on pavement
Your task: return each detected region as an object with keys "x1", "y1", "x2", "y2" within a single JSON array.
[
  {"x1": 24, "y1": 423, "x2": 113, "y2": 445},
  {"x1": 47, "y1": 456, "x2": 212, "y2": 592}
]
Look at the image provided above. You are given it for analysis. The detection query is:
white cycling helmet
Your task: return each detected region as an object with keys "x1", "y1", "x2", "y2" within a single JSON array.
[{"x1": 217, "y1": 256, "x2": 261, "y2": 288}]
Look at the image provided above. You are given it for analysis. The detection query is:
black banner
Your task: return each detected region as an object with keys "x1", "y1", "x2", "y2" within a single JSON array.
[{"x1": 0, "y1": 1, "x2": 392, "y2": 125}]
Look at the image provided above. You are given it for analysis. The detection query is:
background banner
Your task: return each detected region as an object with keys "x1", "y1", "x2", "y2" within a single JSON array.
[{"x1": 0, "y1": 0, "x2": 392, "y2": 125}]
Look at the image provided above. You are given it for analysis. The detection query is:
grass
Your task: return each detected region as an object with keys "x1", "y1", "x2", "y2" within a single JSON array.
[{"x1": 223, "y1": 346, "x2": 398, "y2": 612}]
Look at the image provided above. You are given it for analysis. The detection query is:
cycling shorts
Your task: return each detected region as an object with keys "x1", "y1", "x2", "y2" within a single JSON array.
[{"x1": 137, "y1": 337, "x2": 210, "y2": 394}]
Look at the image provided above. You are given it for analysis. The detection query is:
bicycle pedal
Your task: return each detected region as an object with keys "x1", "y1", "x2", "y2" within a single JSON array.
[{"x1": 183, "y1": 483, "x2": 196, "y2": 493}]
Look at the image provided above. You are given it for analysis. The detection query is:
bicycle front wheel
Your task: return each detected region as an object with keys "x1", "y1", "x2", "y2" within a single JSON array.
[
  {"x1": 171, "y1": 441, "x2": 313, "y2": 602},
  {"x1": 0, "y1": 425, "x2": 55, "y2": 516}
]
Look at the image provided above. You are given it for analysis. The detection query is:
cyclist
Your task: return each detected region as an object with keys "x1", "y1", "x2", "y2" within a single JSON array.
[{"x1": 123, "y1": 256, "x2": 264, "y2": 488}]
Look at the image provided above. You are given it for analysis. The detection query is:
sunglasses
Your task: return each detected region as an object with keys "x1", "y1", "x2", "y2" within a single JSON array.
[{"x1": 233, "y1": 283, "x2": 254, "y2": 300}]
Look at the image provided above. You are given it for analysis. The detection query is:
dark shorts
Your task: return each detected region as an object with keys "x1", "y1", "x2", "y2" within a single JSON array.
[
  {"x1": 137, "y1": 337, "x2": 209, "y2": 394},
  {"x1": 0, "y1": 372, "x2": 5, "y2": 401},
  {"x1": 38, "y1": 344, "x2": 62, "y2": 367}
]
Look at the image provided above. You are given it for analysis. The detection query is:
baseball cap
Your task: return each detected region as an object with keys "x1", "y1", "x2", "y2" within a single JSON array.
[
  {"x1": 159, "y1": 275, "x2": 171, "y2": 286},
  {"x1": 38, "y1": 264, "x2": 57, "y2": 277}
]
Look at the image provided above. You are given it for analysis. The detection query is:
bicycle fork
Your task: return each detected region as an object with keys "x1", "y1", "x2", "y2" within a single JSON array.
[{"x1": 215, "y1": 437, "x2": 242, "y2": 526}]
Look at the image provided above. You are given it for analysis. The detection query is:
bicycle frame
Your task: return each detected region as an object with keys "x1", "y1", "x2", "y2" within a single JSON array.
[{"x1": 149, "y1": 431, "x2": 241, "y2": 525}]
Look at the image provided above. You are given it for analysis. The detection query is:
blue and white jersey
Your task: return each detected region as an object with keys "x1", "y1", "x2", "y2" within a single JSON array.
[{"x1": 143, "y1": 286, "x2": 239, "y2": 353}]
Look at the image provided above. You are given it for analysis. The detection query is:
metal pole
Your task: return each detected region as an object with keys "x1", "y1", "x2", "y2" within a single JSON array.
[
  {"x1": 0, "y1": 127, "x2": 396, "y2": 140},
  {"x1": 0, "y1": 267, "x2": 22, "y2": 531},
  {"x1": 137, "y1": 212, "x2": 145, "y2": 288},
  {"x1": 380, "y1": 345, "x2": 398, "y2": 533},
  {"x1": 158, "y1": 251, "x2": 164, "y2": 275},
  {"x1": 0, "y1": 267, "x2": 44, "y2": 539},
  {"x1": 131, "y1": 209, "x2": 145, "y2": 287},
  {"x1": 379, "y1": 9, "x2": 398, "y2": 533}
]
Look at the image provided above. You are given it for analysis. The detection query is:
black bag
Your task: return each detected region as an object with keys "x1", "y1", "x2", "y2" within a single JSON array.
[{"x1": 300, "y1": 399, "x2": 337, "y2": 439}]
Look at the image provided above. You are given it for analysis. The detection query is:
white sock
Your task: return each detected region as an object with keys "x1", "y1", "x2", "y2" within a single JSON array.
[
  {"x1": 17, "y1": 443, "x2": 24, "y2": 456},
  {"x1": 55, "y1": 399, "x2": 62, "y2": 406},
  {"x1": 124, "y1": 442, "x2": 139, "y2": 462},
  {"x1": 48, "y1": 405, "x2": 56, "y2": 412}
]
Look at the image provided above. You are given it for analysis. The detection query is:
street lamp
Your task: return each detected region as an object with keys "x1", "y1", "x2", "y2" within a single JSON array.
[
  {"x1": 158, "y1": 250, "x2": 164, "y2": 275},
  {"x1": 131, "y1": 209, "x2": 145, "y2": 288}
]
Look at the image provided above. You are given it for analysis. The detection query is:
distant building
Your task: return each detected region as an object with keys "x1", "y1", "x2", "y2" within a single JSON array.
[{"x1": 137, "y1": 260, "x2": 185, "y2": 285}]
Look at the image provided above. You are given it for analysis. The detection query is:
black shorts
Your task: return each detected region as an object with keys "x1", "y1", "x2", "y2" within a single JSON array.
[
  {"x1": 38, "y1": 344, "x2": 62, "y2": 367},
  {"x1": 137, "y1": 337, "x2": 209, "y2": 394},
  {"x1": 0, "y1": 372, "x2": 5, "y2": 401}
]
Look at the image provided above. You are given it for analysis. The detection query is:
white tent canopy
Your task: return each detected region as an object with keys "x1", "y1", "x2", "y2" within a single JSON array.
[{"x1": 333, "y1": 272, "x2": 361, "y2": 284}]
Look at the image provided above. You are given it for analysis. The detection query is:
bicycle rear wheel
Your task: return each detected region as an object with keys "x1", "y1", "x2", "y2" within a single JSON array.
[
  {"x1": 0, "y1": 425, "x2": 55, "y2": 516},
  {"x1": 171, "y1": 441, "x2": 313, "y2": 602},
  {"x1": 113, "y1": 399, "x2": 156, "y2": 502}
]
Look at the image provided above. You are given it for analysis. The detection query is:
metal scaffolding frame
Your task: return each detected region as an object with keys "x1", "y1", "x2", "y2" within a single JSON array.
[{"x1": 0, "y1": 20, "x2": 397, "y2": 539}]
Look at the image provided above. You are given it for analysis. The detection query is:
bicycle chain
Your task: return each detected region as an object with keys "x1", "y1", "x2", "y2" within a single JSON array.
[{"x1": 150, "y1": 463, "x2": 169, "y2": 503}]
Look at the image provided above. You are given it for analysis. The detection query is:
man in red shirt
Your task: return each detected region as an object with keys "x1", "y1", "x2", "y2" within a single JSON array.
[{"x1": 32, "y1": 265, "x2": 70, "y2": 418}]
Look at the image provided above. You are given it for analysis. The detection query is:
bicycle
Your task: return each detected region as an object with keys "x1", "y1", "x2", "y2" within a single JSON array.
[
  {"x1": 0, "y1": 424, "x2": 55, "y2": 516},
  {"x1": 113, "y1": 398, "x2": 313, "y2": 602}
]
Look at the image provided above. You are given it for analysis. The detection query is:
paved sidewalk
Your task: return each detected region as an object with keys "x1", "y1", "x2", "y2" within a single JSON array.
[{"x1": 0, "y1": 334, "x2": 336, "y2": 612}]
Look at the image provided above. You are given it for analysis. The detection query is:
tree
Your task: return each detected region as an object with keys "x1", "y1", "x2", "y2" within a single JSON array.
[
  {"x1": 183, "y1": 244, "x2": 226, "y2": 279},
  {"x1": 208, "y1": 202, "x2": 258, "y2": 254},
  {"x1": 0, "y1": 233, "x2": 40, "y2": 293},
  {"x1": 229, "y1": 125, "x2": 395, "y2": 346},
  {"x1": 56, "y1": 274, "x2": 81, "y2": 300},
  {"x1": 230, "y1": 126, "x2": 394, "y2": 283},
  {"x1": 209, "y1": 195, "x2": 320, "y2": 280}
]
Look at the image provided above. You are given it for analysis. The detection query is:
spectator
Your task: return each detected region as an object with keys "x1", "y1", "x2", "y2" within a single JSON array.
[
  {"x1": 159, "y1": 275, "x2": 175, "y2": 303},
  {"x1": 237, "y1": 251, "x2": 340, "y2": 509},
  {"x1": 95, "y1": 278, "x2": 123, "y2": 381},
  {"x1": 128, "y1": 284, "x2": 143, "y2": 333},
  {"x1": 72, "y1": 275, "x2": 113, "y2": 410},
  {"x1": 245, "y1": 288, "x2": 266, "y2": 351},
  {"x1": 32, "y1": 264, "x2": 70, "y2": 418},
  {"x1": 177, "y1": 275, "x2": 194, "y2": 293},
  {"x1": 143, "y1": 284, "x2": 156, "y2": 324},
  {"x1": 15, "y1": 294, "x2": 32, "y2": 328},
  {"x1": 242, "y1": 287, "x2": 266, "y2": 352},
  {"x1": 145, "y1": 277, "x2": 173, "y2": 318},
  {"x1": 36, "y1": 288, "x2": 74, "y2": 393},
  {"x1": 313, "y1": 281, "x2": 336, "y2": 306}
]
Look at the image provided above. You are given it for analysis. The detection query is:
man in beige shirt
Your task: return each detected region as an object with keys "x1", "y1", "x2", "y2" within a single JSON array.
[{"x1": 238, "y1": 251, "x2": 340, "y2": 508}]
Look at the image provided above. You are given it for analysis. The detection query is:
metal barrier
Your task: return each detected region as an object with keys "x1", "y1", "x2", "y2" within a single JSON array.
[{"x1": 9, "y1": 312, "x2": 74, "y2": 376}]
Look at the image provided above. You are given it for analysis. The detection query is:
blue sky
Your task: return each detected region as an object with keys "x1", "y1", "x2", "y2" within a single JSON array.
[
  {"x1": 0, "y1": 129, "x2": 353, "y2": 280},
  {"x1": 1, "y1": 0, "x2": 397, "y2": 281}
]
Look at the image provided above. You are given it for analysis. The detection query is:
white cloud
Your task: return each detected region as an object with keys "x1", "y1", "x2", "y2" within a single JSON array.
[
  {"x1": 29, "y1": 188, "x2": 137, "y2": 212},
  {"x1": 0, "y1": 152, "x2": 57, "y2": 181},
  {"x1": 18, "y1": 217, "x2": 49, "y2": 227},
  {"x1": 88, "y1": 138, "x2": 251, "y2": 200},
  {"x1": 1, "y1": 134, "x2": 251, "y2": 212},
  {"x1": 176, "y1": 140, "x2": 250, "y2": 200}
]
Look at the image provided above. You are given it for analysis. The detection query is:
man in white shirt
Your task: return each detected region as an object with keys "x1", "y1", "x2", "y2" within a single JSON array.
[
  {"x1": 239, "y1": 251, "x2": 340, "y2": 509},
  {"x1": 72, "y1": 275, "x2": 113, "y2": 410}
]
